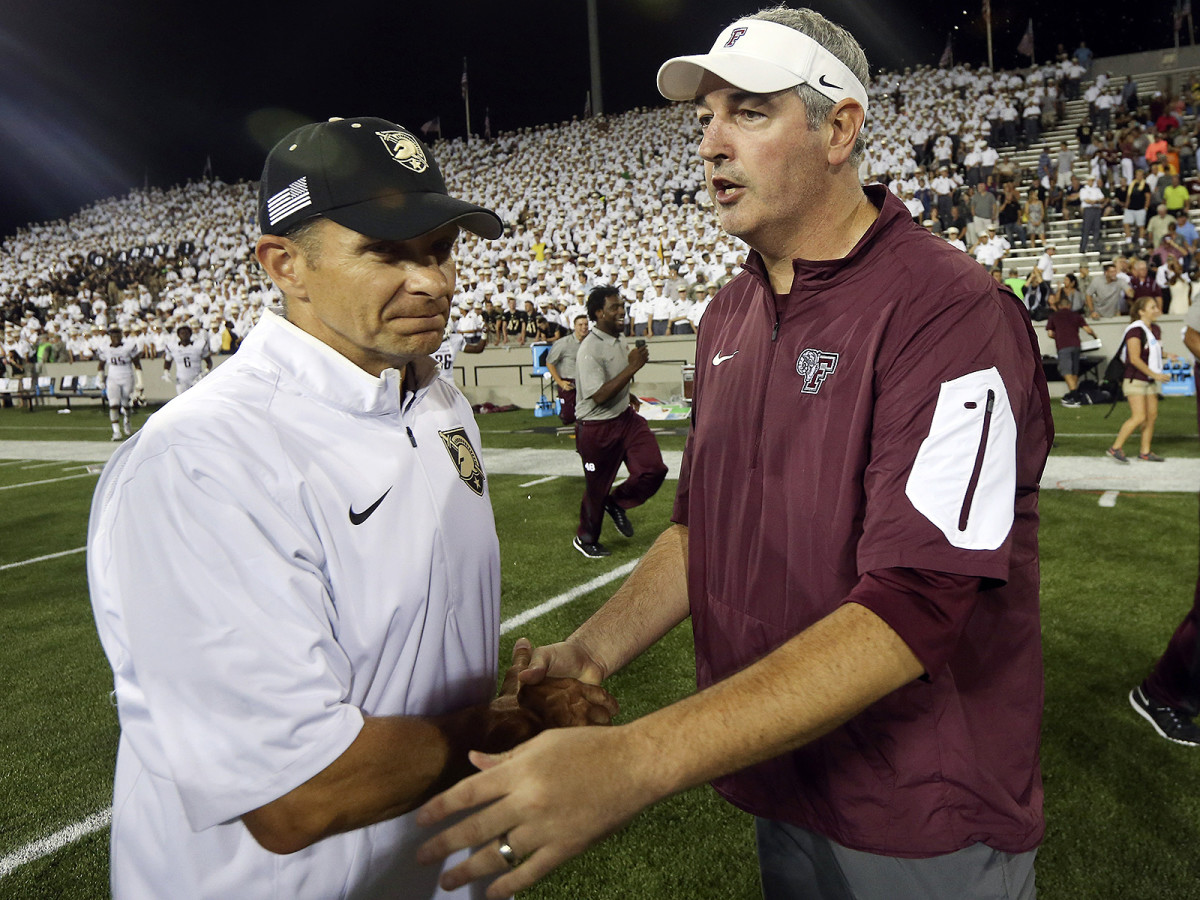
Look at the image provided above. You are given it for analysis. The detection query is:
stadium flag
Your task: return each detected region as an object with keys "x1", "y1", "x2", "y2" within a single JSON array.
[
  {"x1": 584, "y1": 90, "x2": 592, "y2": 118},
  {"x1": 462, "y1": 57, "x2": 472, "y2": 142},
  {"x1": 982, "y1": 0, "x2": 993, "y2": 69},
  {"x1": 1017, "y1": 19, "x2": 1035, "y2": 58},
  {"x1": 420, "y1": 117, "x2": 440, "y2": 139},
  {"x1": 202, "y1": 155, "x2": 213, "y2": 180},
  {"x1": 484, "y1": 109, "x2": 492, "y2": 140},
  {"x1": 938, "y1": 32, "x2": 953, "y2": 67}
]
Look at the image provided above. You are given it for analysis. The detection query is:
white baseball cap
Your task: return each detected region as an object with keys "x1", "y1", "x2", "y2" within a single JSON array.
[{"x1": 657, "y1": 18, "x2": 868, "y2": 113}]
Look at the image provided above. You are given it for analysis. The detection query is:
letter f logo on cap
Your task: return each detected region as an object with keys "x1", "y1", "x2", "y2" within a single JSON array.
[{"x1": 724, "y1": 27, "x2": 747, "y2": 48}]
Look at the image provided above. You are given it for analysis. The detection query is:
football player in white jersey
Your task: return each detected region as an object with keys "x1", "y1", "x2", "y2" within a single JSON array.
[
  {"x1": 432, "y1": 324, "x2": 486, "y2": 385},
  {"x1": 98, "y1": 326, "x2": 142, "y2": 440},
  {"x1": 162, "y1": 323, "x2": 213, "y2": 395}
]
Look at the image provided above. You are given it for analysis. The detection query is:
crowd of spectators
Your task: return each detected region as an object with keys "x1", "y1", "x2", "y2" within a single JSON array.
[{"x1": 5, "y1": 46, "x2": 1200, "y2": 379}]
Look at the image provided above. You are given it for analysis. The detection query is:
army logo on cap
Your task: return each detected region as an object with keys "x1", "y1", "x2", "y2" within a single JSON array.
[
  {"x1": 377, "y1": 129, "x2": 428, "y2": 173},
  {"x1": 439, "y1": 428, "x2": 485, "y2": 495}
]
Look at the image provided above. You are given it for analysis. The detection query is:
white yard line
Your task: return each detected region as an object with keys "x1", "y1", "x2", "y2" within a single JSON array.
[
  {"x1": 0, "y1": 547, "x2": 87, "y2": 572},
  {"x1": 0, "y1": 473, "x2": 96, "y2": 491},
  {"x1": 500, "y1": 559, "x2": 638, "y2": 635},
  {"x1": 0, "y1": 809, "x2": 112, "y2": 878},
  {"x1": 518, "y1": 475, "x2": 559, "y2": 487},
  {"x1": 1098, "y1": 490, "x2": 1120, "y2": 507},
  {"x1": 0, "y1": 557, "x2": 639, "y2": 876}
]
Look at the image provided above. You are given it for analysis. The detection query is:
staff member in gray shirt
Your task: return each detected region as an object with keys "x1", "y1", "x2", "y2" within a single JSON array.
[
  {"x1": 546, "y1": 313, "x2": 590, "y2": 424},
  {"x1": 571, "y1": 286, "x2": 667, "y2": 558}
]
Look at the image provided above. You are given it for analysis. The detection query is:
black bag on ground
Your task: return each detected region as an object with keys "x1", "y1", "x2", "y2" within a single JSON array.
[{"x1": 1066, "y1": 378, "x2": 1112, "y2": 405}]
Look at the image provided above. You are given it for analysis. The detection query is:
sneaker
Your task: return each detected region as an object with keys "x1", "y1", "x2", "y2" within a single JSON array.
[
  {"x1": 1129, "y1": 686, "x2": 1200, "y2": 746},
  {"x1": 1138, "y1": 451, "x2": 1165, "y2": 462},
  {"x1": 111, "y1": 434, "x2": 123, "y2": 442},
  {"x1": 122, "y1": 424, "x2": 132, "y2": 437},
  {"x1": 1106, "y1": 447, "x2": 1130, "y2": 463},
  {"x1": 1061, "y1": 397, "x2": 1082, "y2": 408},
  {"x1": 573, "y1": 536, "x2": 611, "y2": 558},
  {"x1": 605, "y1": 499, "x2": 634, "y2": 537}
]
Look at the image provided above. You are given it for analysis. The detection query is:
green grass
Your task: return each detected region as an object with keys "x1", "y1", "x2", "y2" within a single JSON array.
[
  {"x1": 475, "y1": 408, "x2": 690, "y2": 453},
  {"x1": 3, "y1": 402, "x2": 1200, "y2": 898},
  {"x1": 1050, "y1": 391, "x2": 1200, "y2": 457},
  {"x1": 0, "y1": 403, "x2": 158, "y2": 442}
]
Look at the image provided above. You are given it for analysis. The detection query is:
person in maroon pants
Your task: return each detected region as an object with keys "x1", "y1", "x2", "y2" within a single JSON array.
[
  {"x1": 1133, "y1": 564, "x2": 1200, "y2": 745},
  {"x1": 571, "y1": 286, "x2": 667, "y2": 558}
]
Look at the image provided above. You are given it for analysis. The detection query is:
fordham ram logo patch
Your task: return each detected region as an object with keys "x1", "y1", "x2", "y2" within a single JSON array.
[
  {"x1": 439, "y1": 428, "x2": 485, "y2": 496},
  {"x1": 796, "y1": 348, "x2": 839, "y2": 394}
]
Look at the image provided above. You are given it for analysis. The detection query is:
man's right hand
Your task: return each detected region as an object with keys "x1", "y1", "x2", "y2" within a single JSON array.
[{"x1": 518, "y1": 638, "x2": 607, "y2": 686}]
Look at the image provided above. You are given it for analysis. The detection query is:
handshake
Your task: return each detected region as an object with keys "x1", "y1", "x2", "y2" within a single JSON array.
[
  {"x1": 479, "y1": 637, "x2": 616, "y2": 753},
  {"x1": 416, "y1": 636, "x2": 649, "y2": 900}
]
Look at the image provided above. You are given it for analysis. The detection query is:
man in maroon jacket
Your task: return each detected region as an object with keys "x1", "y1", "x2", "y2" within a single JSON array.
[{"x1": 418, "y1": 9, "x2": 1052, "y2": 899}]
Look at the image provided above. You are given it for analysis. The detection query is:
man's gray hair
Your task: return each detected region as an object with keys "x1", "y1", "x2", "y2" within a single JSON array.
[
  {"x1": 747, "y1": 6, "x2": 869, "y2": 165},
  {"x1": 281, "y1": 216, "x2": 325, "y2": 266}
]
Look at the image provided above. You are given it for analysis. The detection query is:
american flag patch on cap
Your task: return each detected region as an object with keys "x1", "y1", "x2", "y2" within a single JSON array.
[{"x1": 266, "y1": 177, "x2": 312, "y2": 226}]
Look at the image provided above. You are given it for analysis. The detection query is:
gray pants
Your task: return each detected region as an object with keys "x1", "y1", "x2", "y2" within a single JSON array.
[
  {"x1": 756, "y1": 818, "x2": 1036, "y2": 900},
  {"x1": 1080, "y1": 206, "x2": 1103, "y2": 254}
]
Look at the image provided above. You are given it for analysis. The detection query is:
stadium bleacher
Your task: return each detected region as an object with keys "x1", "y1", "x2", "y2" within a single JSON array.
[{"x1": 3, "y1": 53, "x2": 1200, "y2": 382}]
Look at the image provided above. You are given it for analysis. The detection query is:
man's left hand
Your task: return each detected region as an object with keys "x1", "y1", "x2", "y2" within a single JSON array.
[{"x1": 416, "y1": 725, "x2": 659, "y2": 899}]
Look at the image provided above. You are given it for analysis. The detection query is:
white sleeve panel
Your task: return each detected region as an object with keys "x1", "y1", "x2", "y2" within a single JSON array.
[
  {"x1": 90, "y1": 440, "x2": 363, "y2": 832},
  {"x1": 904, "y1": 367, "x2": 1017, "y2": 551}
]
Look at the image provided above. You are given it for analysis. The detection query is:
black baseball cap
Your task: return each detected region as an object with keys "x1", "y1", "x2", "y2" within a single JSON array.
[{"x1": 257, "y1": 117, "x2": 503, "y2": 241}]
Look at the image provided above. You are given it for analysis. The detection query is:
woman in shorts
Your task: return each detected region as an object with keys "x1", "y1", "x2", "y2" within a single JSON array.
[
  {"x1": 1024, "y1": 188, "x2": 1046, "y2": 247},
  {"x1": 1108, "y1": 296, "x2": 1172, "y2": 462}
]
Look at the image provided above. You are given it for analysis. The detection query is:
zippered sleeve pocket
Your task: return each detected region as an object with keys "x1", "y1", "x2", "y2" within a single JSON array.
[{"x1": 904, "y1": 367, "x2": 1016, "y2": 551}]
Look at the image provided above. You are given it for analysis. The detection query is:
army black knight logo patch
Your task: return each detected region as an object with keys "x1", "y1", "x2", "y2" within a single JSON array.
[
  {"x1": 377, "y1": 129, "x2": 429, "y2": 173},
  {"x1": 439, "y1": 428, "x2": 485, "y2": 496}
]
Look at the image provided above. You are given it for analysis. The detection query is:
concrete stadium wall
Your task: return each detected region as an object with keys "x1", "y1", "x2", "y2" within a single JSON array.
[
  {"x1": 1093, "y1": 45, "x2": 1200, "y2": 85},
  {"x1": 35, "y1": 317, "x2": 1190, "y2": 411},
  {"x1": 35, "y1": 335, "x2": 701, "y2": 409},
  {"x1": 1033, "y1": 314, "x2": 1190, "y2": 362}
]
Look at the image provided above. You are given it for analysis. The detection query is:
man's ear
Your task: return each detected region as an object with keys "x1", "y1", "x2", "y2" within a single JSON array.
[
  {"x1": 827, "y1": 100, "x2": 865, "y2": 167},
  {"x1": 256, "y1": 235, "x2": 308, "y2": 301}
]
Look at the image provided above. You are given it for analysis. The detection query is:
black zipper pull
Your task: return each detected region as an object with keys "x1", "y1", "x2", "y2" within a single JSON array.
[
  {"x1": 406, "y1": 426, "x2": 417, "y2": 447},
  {"x1": 771, "y1": 311, "x2": 781, "y2": 342}
]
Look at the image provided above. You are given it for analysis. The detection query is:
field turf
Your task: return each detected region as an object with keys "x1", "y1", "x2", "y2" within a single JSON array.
[{"x1": 2, "y1": 398, "x2": 1199, "y2": 898}]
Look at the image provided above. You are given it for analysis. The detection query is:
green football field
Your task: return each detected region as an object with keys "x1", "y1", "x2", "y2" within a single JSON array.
[{"x1": 2, "y1": 398, "x2": 1200, "y2": 898}]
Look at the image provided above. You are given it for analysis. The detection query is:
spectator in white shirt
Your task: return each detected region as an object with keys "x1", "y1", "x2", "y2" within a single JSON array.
[
  {"x1": 1079, "y1": 177, "x2": 1107, "y2": 254},
  {"x1": 1036, "y1": 245, "x2": 1057, "y2": 288}
]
